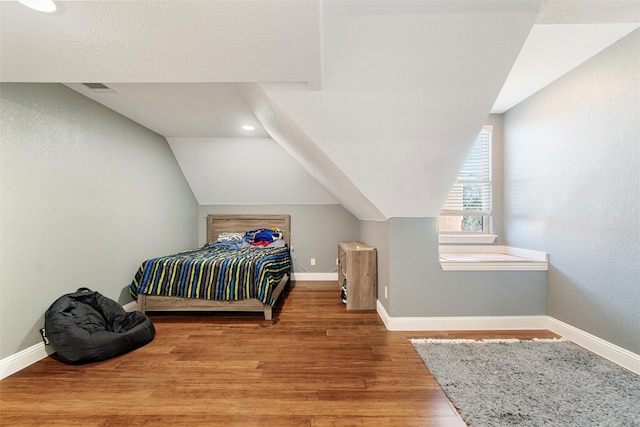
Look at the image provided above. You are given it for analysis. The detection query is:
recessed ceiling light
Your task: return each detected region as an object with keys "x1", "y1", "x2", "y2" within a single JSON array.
[
  {"x1": 18, "y1": 1, "x2": 57, "y2": 13},
  {"x1": 242, "y1": 125, "x2": 255, "y2": 131}
]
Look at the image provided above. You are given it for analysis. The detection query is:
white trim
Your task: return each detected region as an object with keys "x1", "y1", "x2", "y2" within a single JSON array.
[
  {"x1": 1, "y1": 299, "x2": 141, "y2": 380},
  {"x1": 439, "y1": 261, "x2": 548, "y2": 271},
  {"x1": 290, "y1": 272, "x2": 338, "y2": 281},
  {"x1": 440, "y1": 260, "x2": 549, "y2": 271},
  {"x1": 376, "y1": 301, "x2": 548, "y2": 331},
  {"x1": 439, "y1": 245, "x2": 548, "y2": 271},
  {"x1": 439, "y1": 234, "x2": 498, "y2": 244},
  {"x1": 123, "y1": 301, "x2": 138, "y2": 312},
  {"x1": 5, "y1": 299, "x2": 637, "y2": 379},
  {"x1": 376, "y1": 301, "x2": 640, "y2": 375},
  {"x1": 547, "y1": 317, "x2": 640, "y2": 375},
  {"x1": 0, "y1": 342, "x2": 52, "y2": 380},
  {"x1": 440, "y1": 245, "x2": 548, "y2": 258}
]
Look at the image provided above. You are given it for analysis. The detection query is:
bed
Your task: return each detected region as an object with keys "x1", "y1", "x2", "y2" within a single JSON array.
[{"x1": 130, "y1": 214, "x2": 292, "y2": 320}]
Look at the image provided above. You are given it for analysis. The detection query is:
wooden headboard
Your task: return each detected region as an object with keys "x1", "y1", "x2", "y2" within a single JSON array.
[{"x1": 207, "y1": 214, "x2": 291, "y2": 246}]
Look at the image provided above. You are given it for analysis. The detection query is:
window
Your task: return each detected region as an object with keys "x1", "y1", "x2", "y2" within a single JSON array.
[{"x1": 439, "y1": 125, "x2": 492, "y2": 234}]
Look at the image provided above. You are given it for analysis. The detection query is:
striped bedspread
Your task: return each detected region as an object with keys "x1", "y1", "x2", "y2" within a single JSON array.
[{"x1": 129, "y1": 246, "x2": 291, "y2": 307}]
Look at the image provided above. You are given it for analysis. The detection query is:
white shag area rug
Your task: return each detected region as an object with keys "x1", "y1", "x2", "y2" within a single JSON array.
[{"x1": 411, "y1": 338, "x2": 640, "y2": 427}]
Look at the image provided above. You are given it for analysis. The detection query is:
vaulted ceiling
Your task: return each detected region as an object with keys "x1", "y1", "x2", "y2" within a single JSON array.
[{"x1": 2, "y1": 1, "x2": 638, "y2": 220}]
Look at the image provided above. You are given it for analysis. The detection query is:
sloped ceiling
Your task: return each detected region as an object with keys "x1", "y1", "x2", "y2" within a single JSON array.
[
  {"x1": 2, "y1": 1, "x2": 638, "y2": 220},
  {"x1": 262, "y1": 0, "x2": 543, "y2": 219},
  {"x1": 167, "y1": 136, "x2": 338, "y2": 206}
]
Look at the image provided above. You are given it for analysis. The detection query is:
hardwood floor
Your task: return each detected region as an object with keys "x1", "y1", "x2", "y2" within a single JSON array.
[{"x1": 1, "y1": 281, "x2": 559, "y2": 426}]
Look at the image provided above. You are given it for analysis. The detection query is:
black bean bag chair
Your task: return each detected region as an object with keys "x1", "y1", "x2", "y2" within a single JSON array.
[{"x1": 44, "y1": 288, "x2": 155, "y2": 365}]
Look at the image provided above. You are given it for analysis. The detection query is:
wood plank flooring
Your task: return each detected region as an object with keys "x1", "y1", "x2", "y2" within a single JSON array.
[{"x1": 1, "y1": 281, "x2": 559, "y2": 426}]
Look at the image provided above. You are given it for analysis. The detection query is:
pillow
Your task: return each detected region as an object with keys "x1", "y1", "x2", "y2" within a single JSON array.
[
  {"x1": 217, "y1": 232, "x2": 245, "y2": 242},
  {"x1": 265, "y1": 239, "x2": 286, "y2": 248}
]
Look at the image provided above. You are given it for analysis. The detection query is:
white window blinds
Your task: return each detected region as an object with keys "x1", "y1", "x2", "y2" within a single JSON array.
[{"x1": 441, "y1": 126, "x2": 492, "y2": 216}]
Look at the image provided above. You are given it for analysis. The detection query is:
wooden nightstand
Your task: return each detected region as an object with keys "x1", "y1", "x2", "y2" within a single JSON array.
[{"x1": 338, "y1": 241, "x2": 377, "y2": 310}]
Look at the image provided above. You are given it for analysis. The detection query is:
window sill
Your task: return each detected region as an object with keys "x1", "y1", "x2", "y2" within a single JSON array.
[
  {"x1": 439, "y1": 245, "x2": 548, "y2": 271},
  {"x1": 439, "y1": 234, "x2": 498, "y2": 244}
]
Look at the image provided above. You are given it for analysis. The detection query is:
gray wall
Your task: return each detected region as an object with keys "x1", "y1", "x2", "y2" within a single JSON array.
[
  {"x1": 387, "y1": 217, "x2": 547, "y2": 317},
  {"x1": 199, "y1": 204, "x2": 360, "y2": 274},
  {"x1": 0, "y1": 83, "x2": 199, "y2": 359},
  {"x1": 360, "y1": 220, "x2": 390, "y2": 311},
  {"x1": 503, "y1": 30, "x2": 640, "y2": 353}
]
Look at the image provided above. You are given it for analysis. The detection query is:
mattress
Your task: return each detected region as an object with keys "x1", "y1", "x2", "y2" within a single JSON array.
[{"x1": 129, "y1": 245, "x2": 291, "y2": 307}]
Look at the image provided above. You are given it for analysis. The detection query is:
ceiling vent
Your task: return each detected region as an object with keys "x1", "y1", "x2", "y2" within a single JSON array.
[{"x1": 82, "y1": 83, "x2": 116, "y2": 93}]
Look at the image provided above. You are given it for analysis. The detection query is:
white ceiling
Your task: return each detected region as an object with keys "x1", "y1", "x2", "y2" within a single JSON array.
[
  {"x1": 64, "y1": 83, "x2": 272, "y2": 138},
  {"x1": 2, "y1": 0, "x2": 638, "y2": 219},
  {"x1": 492, "y1": 22, "x2": 639, "y2": 113},
  {"x1": 3, "y1": 1, "x2": 637, "y2": 137},
  {"x1": 60, "y1": 19, "x2": 640, "y2": 135},
  {"x1": 168, "y1": 137, "x2": 338, "y2": 205}
]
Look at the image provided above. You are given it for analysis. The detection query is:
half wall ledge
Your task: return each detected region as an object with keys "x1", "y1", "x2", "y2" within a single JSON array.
[{"x1": 439, "y1": 245, "x2": 548, "y2": 271}]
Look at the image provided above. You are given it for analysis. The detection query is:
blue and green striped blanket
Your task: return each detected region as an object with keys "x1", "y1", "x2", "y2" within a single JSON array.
[{"x1": 129, "y1": 245, "x2": 291, "y2": 307}]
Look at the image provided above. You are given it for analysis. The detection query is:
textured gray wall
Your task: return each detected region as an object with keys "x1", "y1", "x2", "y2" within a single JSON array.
[
  {"x1": 503, "y1": 30, "x2": 640, "y2": 354},
  {"x1": 360, "y1": 220, "x2": 389, "y2": 310},
  {"x1": 388, "y1": 218, "x2": 547, "y2": 317},
  {"x1": 0, "y1": 83, "x2": 199, "y2": 359},
  {"x1": 199, "y1": 204, "x2": 360, "y2": 274}
]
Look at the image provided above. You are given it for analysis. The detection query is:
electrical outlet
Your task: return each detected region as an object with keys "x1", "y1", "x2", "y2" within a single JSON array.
[
  {"x1": 310, "y1": 258, "x2": 316, "y2": 266},
  {"x1": 385, "y1": 286, "x2": 388, "y2": 299}
]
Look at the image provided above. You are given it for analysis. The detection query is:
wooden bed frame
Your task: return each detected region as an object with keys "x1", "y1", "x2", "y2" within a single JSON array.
[{"x1": 137, "y1": 214, "x2": 291, "y2": 320}]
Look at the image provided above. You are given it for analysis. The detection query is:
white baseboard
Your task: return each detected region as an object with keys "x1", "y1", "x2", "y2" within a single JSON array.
[
  {"x1": 290, "y1": 272, "x2": 338, "y2": 281},
  {"x1": 4, "y1": 298, "x2": 637, "y2": 379},
  {"x1": 376, "y1": 301, "x2": 549, "y2": 331},
  {"x1": 376, "y1": 301, "x2": 640, "y2": 375},
  {"x1": 546, "y1": 317, "x2": 640, "y2": 375},
  {"x1": 0, "y1": 342, "x2": 52, "y2": 380},
  {"x1": 1, "y1": 300, "x2": 139, "y2": 380},
  {"x1": 122, "y1": 301, "x2": 138, "y2": 312}
]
